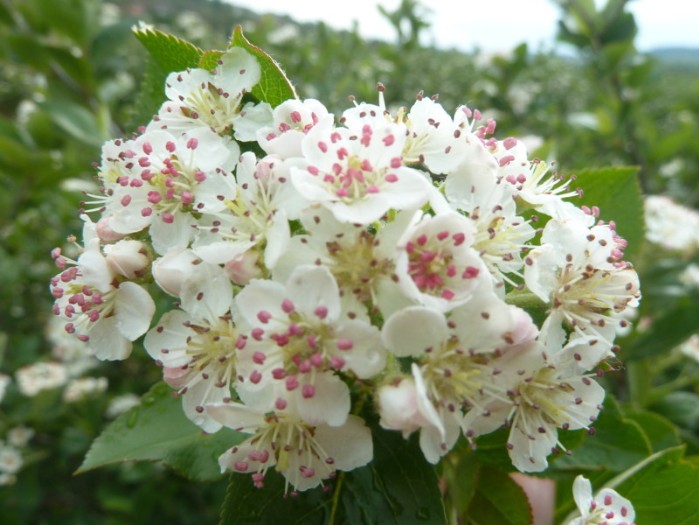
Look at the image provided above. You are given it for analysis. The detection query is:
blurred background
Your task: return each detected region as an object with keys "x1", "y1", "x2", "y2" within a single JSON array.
[{"x1": 1, "y1": 0, "x2": 698, "y2": 523}]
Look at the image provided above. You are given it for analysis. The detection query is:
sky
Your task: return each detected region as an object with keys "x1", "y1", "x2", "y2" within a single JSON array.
[{"x1": 227, "y1": 0, "x2": 699, "y2": 52}]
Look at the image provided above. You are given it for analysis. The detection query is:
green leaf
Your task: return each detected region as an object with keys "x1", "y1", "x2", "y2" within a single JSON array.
[
  {"x1": 218, "y1": 424, "x2": 445, "y2": 525},
  {"x1": 77, "y1": 382, "x2": 245, "y2": 481},
  {"x1": 131, "y1": 27, "x2": 205, "y2": 126},
  {"x1": 651, "y1": 392, "x2": 699, "y2": 432},
  {"x1": 572, "y1": 166, "x2": 644, "y2": 260},
  {"x1": 230, "y1": 25, "x2": 296, "y2": 106},
  {"x1": 612, "y1": 447, "x2": 699, "y2": 525},
  {"x1": 37, "y1": 100, "x2": 103, "y2": 147},
  {"x1": 340, "y1": 428, "x2": 445, "y2": 524},
  {"x1": 623, "y1": 292, "x2": 699, "y2": 361},
  {"x1": 624, "y1": 410, "x2": 682, "y2": 452},
  {"x1": 553, "y1": 396, "x2": 651, "y2": 472},
  {"x1": 465, "y1": 467, "x2": 532, "y2": 525}
]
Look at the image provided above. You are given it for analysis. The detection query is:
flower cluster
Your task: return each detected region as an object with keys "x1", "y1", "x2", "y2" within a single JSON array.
[{"x1": 50, "y1": 46, "x2": 640, "y2": 491}]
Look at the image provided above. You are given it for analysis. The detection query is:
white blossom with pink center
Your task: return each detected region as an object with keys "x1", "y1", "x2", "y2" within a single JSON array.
[
  {"x1": 524, "y1": 218, "x2": 640, "y2": 349},
  {"x1": 96, "y1": 127, "x2": 237, "y2": 255},
  {"x1": 290, "y1": 121, "x2": 431, "y2": 224},
  {"x1": 207, "y1": 402, "x2": 372, "y2": 492},
  {"x1": 145, "y1": 45, "x2": 272, "y2": 140},
  {"x1": 50, "y1": 224, "x2": 155, "y2": 361},
  {"x1": 257, "y1": 98, "x2": 333, "y2": 158},
  {"x1": 342, "y1": 94, "x2": 467, "y2": 175},
  {"x1": 394, "y1": 210, "x2": 489, "y2": 312},
  {"x1": 567, "y1": 475, "x2": 636, "y2": 525},
  {"x1": 144, "y1": 307, "x2": 240, "y2": 433},
  {"x1": 193, "y1": 152, "x2": 308, "y2": 274},
  {"x1": 233, "y1": 265, "x2": 385, "y2": 426}
]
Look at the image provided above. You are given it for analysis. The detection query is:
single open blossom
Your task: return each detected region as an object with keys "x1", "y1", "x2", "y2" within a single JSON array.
[
  {"x1": 291, "y1": 120, "x2": 431, "y2": 224},
  {"x1": 234, "y1": 265, "x2": 385, "y2": 425},
  {"x1": 395, "y1": 210, "x2": 489, "y2": 312},
  {"x1": 257, "y1": 98, "x2": 333, "y2": 158},
  {"x1": 96, "y1": 127, "x2": 237, "y2": 255},
  {"x1": 462, "y1": 343, "x2": 606, "y2": 472},
  {"x1": 145, "y1": 307, "x2": 240, "y2": 432},
  {"x1": 445, "y1": 158, "x2": 535, "y2": 287},
  {"x1": 567, "y1": 475, "x2": 635, "y2": 525},
  {"x1": 145, "y1": 45, "x2": 272, "y2": 140},
  {"x1": 193, "y1": 152, "x2": 308, "y2": 273},
  {"x1": 207, "y1": 402, "x2": 372, "y2": 492},
  {"x1": 381, "y1": 292, "x2": 538, "y2": 463},
  {"x1": 524, "y1": 218, "x2": 640, "y2": 350},
  {"x1": 272, "y1": 206, "x2": 412, "y2": 316},
  {"x1": 50, "y1": 224, "x2": 155, "y2": 361}
]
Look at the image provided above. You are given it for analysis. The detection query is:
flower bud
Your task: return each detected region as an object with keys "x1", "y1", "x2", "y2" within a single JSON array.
[
  {"x1": 104, "y1": 240, "x2": 150, "y2": 279},
  {"x1": 95, "y1": 216, "x2": 126, "y2": 243},
  {"x1": 224, "y1": 251, "x2": 262, "y2": 285}
]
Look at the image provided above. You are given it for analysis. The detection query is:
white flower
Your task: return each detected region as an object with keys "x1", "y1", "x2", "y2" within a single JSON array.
[
  {"x1": 395, "y1": 210, "x2": 490, "y2": 312},
  {"x1": 257, "y1": 98, "x2": 333, "y2": 158},
  {"x1": 193, "y1": 152, "x2": 308, "y2": 272},
  {"x1": 15, "y1": 362, "x2": 68, "y2": 396},
  {"x1": 445, "y1": 159, "x2": 535, "y2": 286},
  {"x1": 234, "y1": 265, "x2": 385, "y2": 426},
  {"x1": 524, "y1": 218, "x2": 640, "y2": 349},
  {"x1": 7, "y1": 427, "x2": 35, "y2": 448},
  {"x1": 381, "y1": 293, "x2": 538, "y2": 463},
  {"x1": 272, "y1": 206, "x2": 411, "y2": 315},
  {"x1": 147, "y1": 46, "x2": 270, "y2": 140},
  {"x1": 679, "y1": 263, "x2": 699, "y2": 289},
  {"x1": 291, "y1": 122, "x2": 431, "y2": 224},
  {"x1": 567, "y1": 475, "x2": 635, "y2": 525},
  {"x1": 144, "y1": 307, "x2": 240, "y2": 432},
  {"x1": 0, "y1": 445, "x2": 22, "y2": 475},
  {"x1": 679, "y1": 334, "x2": 699, "y2": 363},
  {"x1": 97, "y1": 128, "x2": 237, "y2": 255},
  {"x1": 645, "y1": 195, "x2": 699, "y2": 253},
  {"x1": 63, "y1": 377, "x2": 108, "y2": 402},
  {"x1": 207, "y1": 402, "x2": 372, "y2": 492},
  {"x1": 462, "y1": 345, "x2": 605, "y2": 472},
  {"x1": 50, "y1": 234, "x2": 155, "y2": 361}
]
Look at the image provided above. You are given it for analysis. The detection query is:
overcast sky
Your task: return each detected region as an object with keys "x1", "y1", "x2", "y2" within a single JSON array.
[{"x1": 228, "y1": 0, "x2": 698, "y2": 52}]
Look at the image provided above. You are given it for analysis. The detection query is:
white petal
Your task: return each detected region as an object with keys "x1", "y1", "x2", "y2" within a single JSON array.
[
  {"x1": 382, "y1": 306, "x2": 448, "y2": 358},
  {"x1": 88, "y1": 317, "x2": 132, "y2": 361},
  {"x1": 286, "y1": 265, "x2": 341, "y2": 321},
  {"x1": 115, "y1": 282, "x2": 155, "y2": 341},
  {"x1": 315, "y1": 415, "x2": 373, "y2": 471},
  {"x1": 295, "y1": 373, "x2": 350, "y2": 427},
  {"x1": 206, "y1": 402, "x2": 265, "y2": 433}
]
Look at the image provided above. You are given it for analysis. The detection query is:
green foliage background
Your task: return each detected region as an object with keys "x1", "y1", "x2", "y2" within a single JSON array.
[{"x1": 1, "y1": 0, "x2": 699, "y2": 523}]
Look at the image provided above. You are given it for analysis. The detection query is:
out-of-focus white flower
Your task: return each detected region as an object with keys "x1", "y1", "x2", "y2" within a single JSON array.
[
  {"x1": 63, "y1": 377, "x2": 108, "y2": 402},
  {"x1": 7, "y1": 427, "x2": 34, "y2": 448},
  {"x1": 680, "y1": 263, "x2": 699, "y2": 289},
  {"x1": 0, "y1": 444, "x2": 23, "y2": 475},
  {"x1": 16, "y1": 362, "x2": 68, "y2": 396},
  {"x1": 566, "y1": 475, "x2": 635, "y2": 525},
  {"x1": 679, "y1": 334, "x2": 699, "y2": 363},
  {"x1": 645, "y1": 196, "x2": 699, "y2": 254}
]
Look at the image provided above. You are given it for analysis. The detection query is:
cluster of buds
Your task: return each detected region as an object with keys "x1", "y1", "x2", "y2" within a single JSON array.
[{"x1": 50, "y1": 45, "x2": 640, "y2": 491}]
